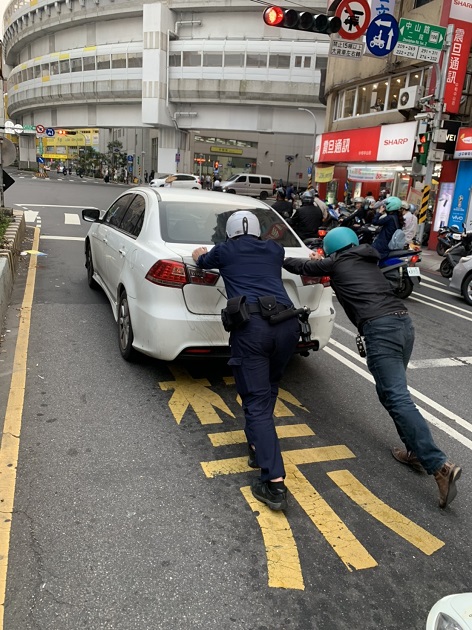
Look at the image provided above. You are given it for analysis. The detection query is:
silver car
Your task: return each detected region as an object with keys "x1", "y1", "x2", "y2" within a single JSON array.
[{"x1": 449, "y1": 255, "x2": 472, "y2": 306}]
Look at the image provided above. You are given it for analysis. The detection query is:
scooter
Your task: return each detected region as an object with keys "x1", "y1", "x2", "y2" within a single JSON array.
[
  {"x1": 379, "y1": 249, "x2": 422, "y2": 299},
  {"x1": 440, "y1": 228, "x2": 472, "y2": 278},
  {"x1": 436, "y1": 225, "x2": 462, "y2": 256}
]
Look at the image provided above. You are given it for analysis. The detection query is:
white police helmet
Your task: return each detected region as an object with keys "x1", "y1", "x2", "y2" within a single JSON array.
[
  {"x1": 401, "y1": 200, "x2": 410, "y2": 210},
  {"x1": 226, "y1": 211, "x2": 261, "y2": 239}
]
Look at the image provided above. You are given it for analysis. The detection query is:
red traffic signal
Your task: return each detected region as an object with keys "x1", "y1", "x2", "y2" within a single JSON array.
[{"x1": 263, "y1": 5, "x2": 341, "y2": 35}]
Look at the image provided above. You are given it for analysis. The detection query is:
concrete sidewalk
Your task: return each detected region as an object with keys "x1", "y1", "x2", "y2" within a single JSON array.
[{"x1": 417, "y1": 248, "x2": 443, "y2": 274}]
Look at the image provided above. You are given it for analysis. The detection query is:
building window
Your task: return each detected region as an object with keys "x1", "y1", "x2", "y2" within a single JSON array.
[
  {"x1": 182, "y1": 51, "x2": 201, "y2": 66},
  {"x1": 415, "y1": 0, "x2": 433, "y2": 6},
  {"x1": 34, "y1": 65, "x2": 41, "y2": 79},
  {"x1": 97, "y1": 55, "x2": 110, "y2": 70},
  {"x1": 169, "y1": 52, "x2": 181, "y2": 67},
  {"x1": 50, "y1": 61, "x2": 59, "y2": 75},
  {"x1": 269, "y1": 54, "x2": 290, "y2": 69},
  {"x1": 70, "y1": 58, "x2": 82, "y2": 72},
  {"x1": 224, "y1": 53, "x2": 244, "y2": 67},
  {"x1": 389, "y1": 75, "x2": 406, "y2": 109},
  {"x1": 343, "y1": 88, "x2": 356, "y2": 118},
  {"x1": 112, "y1": 53, "x2": 126, "y2": 69},
  {"x1": 246, "y1": 53, "x2": 267, "y2": 68},
  {"x1": 315, "y1": 56, "x2": 327, "y2": 69},
  {"x1": 128, "y1": 53, "x2": 142, "y2": 68},
  {"x1": 83, "y1": 56, "x2": 95, "y2": 71},
  {"x1": 203, "y1": 53, "x2": 223, "y2": 67},
  {"x1": 27, "y1": 67, "x2": 34, "y2": 80},
  {"x1": 60, "y1": 59, "x2": 70, "y2": 74}
]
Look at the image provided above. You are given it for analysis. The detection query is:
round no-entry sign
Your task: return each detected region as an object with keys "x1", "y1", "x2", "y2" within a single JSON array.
[
  {"x1": 335, "y1": 0, "x2": 371, "y2": 40},
  {"x1": 36, "y1": 124, "x2": 45, "y2": 134}
]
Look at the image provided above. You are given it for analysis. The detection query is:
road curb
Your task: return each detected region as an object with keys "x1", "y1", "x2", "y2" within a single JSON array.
[{"x1": 0, "y1": 210, "x2": 26, "y2": 329}]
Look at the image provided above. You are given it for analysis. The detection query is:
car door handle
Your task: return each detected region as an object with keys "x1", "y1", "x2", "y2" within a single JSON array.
[{"x1": 119, "y1": 248, "x2": 126, "y2": 256}]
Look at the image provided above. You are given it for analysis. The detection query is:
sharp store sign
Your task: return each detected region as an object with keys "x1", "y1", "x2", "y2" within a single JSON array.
[{"x1": 314, "y1": 122, "x2": 417, "y2": 163}]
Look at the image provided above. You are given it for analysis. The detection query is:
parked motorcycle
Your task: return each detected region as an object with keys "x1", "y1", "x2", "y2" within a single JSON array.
[
  {"x1": 379, "y1": 249, "x2": 422, "y2": 299},
  {"x1": 436, "y1": 225, "x2": 462, "y2": 256},
  {"x1": 440, "y1": 228, "x2": 472, "y2": 278}
]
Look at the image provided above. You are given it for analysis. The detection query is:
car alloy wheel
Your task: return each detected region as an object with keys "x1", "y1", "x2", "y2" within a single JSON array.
[{"x1": 118, "y1": 290, "x2": 135, "y2": 360}]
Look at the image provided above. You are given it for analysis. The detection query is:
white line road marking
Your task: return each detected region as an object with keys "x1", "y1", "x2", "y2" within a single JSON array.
[
  {"x1": 40, "y1": 236, "x2": 85, "y2": 241},
  {"x1": 408, "y1": 357, "x2": 472, "y2": 368},
  {"x1": 64, "y1": 213, "x2": 81, "y2": 225},
  {"x1": 327, "y1": 339, "x2": 472, "y2": 437},
  {"x1": 334, "y1": 323, "x2": 357, "y2": 338},
  {"x1": 324, "y1": 345, "x2": 472, "y2": 450},
  {"x1": 24, "y1": 210, "x2": 39, "y2": 223},
  {"x1": 409, "y1": 296, "x2": 472, "y2": 322},
  {"x1": 420, "y1": 280, "x2": 462, "y2": 297},
  {"x1": 420, "y1": 275, "x2": 445, "y2": 286}
]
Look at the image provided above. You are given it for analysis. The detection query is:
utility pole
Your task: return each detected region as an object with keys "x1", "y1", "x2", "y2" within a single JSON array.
[{"x1": 416, "y1": 24, "x2": 454, "y2": 244}]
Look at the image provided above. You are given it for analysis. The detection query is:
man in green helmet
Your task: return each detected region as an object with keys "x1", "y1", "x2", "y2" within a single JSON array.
[{"x1": 283, "y1": 226, "x2": 461, "y2": 509}]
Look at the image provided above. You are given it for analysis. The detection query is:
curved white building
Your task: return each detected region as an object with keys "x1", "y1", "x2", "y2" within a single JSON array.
[{"x1": 3, "y1": 0, "x2": 331, "y2": 180}]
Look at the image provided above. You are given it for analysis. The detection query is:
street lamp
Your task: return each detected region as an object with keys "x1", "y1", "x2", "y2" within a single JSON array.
[{"x1": 298, "y1": 108, "x2": 317, "y2": 188}]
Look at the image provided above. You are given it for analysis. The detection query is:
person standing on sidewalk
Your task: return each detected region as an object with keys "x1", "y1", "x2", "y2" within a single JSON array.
[
  {"x1": 283, "y1": 227, "x2": 461, "y2": 509},
  {"x1": 192, "y1": 211, "x2": 300, "y2": 511}
]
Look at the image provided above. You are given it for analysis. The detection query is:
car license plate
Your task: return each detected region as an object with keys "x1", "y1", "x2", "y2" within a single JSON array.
[
  {"x1": 407, "y1": 267, "x2": 421, "y2": 276},
  {"x1": 453, "y1": 233, "x2": 462, "y2": 240}
]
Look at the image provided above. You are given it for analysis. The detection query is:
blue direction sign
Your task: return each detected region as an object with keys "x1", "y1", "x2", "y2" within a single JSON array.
[
  {"x1": 37, "y1": 157, "x2": 45, "y2": 164},
  {"x1": 45, "y1": 127, "x2": 55, "y2": 137},
  {"x1": 366, "y1": 13, "x2": 399, "y2": 57},
  {"x1": 127, "y1": 155, "x2": 134, "y2": 162}
]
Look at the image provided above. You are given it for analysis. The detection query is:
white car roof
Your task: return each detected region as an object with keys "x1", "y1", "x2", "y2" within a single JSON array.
[{"x1": 134, "y1": 187, "x2": 270, "y2": 208}]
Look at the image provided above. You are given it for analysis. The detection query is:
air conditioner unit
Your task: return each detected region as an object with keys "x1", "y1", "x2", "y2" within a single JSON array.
[{"x1": 397, "y1": 86, "x2": 425, "y2": 112}]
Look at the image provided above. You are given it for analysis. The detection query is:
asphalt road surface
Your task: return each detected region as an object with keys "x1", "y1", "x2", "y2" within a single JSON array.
[{"x1": 0, "y1": 172, "x2": 471, "y2": 630}]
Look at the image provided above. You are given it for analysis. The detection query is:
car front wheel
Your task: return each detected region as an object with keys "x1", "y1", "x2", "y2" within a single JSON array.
[
  {"x1": 118, "y1": 290, "x2": 136, "y2": 361},
  {"x1": 461, "y1": 273, "x2": 472, "y2": 306}
]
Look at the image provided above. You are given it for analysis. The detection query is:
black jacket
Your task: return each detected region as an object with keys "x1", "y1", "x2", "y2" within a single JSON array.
[
  {"x1": 288, "y1": 203, "x2": 323, "y2": 241},
  {"x1": 272, "y1": 199, "x2": 294, "y2": 219},
  {"x1": 283, "y1": 244, "x2": 406, "y2": 333}
]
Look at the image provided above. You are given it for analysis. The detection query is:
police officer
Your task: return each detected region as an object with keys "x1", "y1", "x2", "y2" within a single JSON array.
[
  {"x1": 283, "y1": 227, "x2": 461, "y2": 509},
  {"x1": 372, "y1": 196, "x2": 404, "y2": 259},
  {"x1": 192, "y1": 211, "x2": 300, "y2": 511},
  {"x1": 288, "y1": 189, "x2": 324, "y2": 241},
  {"x1": 272, "y1": 188, "x2": 293, "y2": 220}
]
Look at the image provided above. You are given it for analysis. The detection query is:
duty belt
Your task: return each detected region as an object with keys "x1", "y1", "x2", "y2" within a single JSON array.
[{"x1": 247, "y1": 303, "x2": 291, "y2": 315}]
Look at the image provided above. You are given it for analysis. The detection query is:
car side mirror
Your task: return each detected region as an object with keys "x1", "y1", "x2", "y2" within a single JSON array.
[{"x1": 82, "y1": 208, "x2": 101, "y2": 222}]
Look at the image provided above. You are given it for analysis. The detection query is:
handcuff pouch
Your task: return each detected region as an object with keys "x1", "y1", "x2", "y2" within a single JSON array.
[{"x1": 221, "y1": 296, "x2": 250, "y2": 332}]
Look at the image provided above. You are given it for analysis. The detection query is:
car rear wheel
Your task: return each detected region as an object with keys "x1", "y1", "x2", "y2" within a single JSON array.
[
  {"x1": 118, "y1": 290, "x2": 136, "y2": 361},
  {"x1": 85, "y1": 243, "x2": 99, "y2": 290},
  {"x1": 260, "y1": 191, "x2": 268, "y2": 200},
  {"x1": 461, "y1": 273, "x2": 472, "y2": 306}
]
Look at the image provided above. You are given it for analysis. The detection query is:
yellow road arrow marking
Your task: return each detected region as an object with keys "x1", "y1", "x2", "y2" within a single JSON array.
[
  {"x1": 207, "y1": 424, "x2": 315, "y2": 447},
  {"x1": 328, "y1": 470, "x2": 444, "y2": 555},
  {"x1": 240, "y1": 486, "x2": 304, "y2": 590},
  {"x1": 223, "y1": 378, "x2": 309, "y2": 417},
  {"x1": 285, "y1": 464, "x2": 377, "y2": 571},
  {"x1": 159, "y1": 366, "x2": 235, "y2": 425}
]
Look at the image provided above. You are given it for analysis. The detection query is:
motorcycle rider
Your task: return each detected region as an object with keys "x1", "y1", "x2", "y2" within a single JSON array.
[
  {"x1": 272, "y1": 188, "x2": 294, "y2": 220},
  {"x1": 288, "y1": 189, "x2": 324, "y2": 241},
  {"x1": 401, "y1": 201, "x2": 418, "y2": 245},
  {"x1": 283, "y1": 227, "x2": 461, "y2": 509},
  {"x1": 372, "y1": 196, "x2": 404, "y2": 259},
  {"x1": 192, "y1": 211, "x2": 301, "y2": 511}
]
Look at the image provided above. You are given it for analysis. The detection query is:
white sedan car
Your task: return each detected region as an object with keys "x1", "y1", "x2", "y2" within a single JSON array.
[
  {"x1": 82, "y1": 188, "x2": 334, "y2": 362},
  {"x1": 150, "y1": 173, "x2": 201, "y2": 189}
]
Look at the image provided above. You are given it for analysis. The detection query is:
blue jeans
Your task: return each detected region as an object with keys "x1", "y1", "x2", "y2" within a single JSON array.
[
  {"x1": 363, "y1": 314, "x2": 446, "y2": 475},
  {"x1": 228, "y1": 314, "x2": 300, "y2": 482}
]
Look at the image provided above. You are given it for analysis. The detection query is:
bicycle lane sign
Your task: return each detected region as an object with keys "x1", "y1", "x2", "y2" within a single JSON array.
[{"x1": 335, "y1": 0, "x2": 371, "y2": 40}]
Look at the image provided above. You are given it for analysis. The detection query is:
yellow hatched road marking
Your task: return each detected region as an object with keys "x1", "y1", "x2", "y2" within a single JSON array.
[
  {"x1": 285, "y1": 464, "x2": 377, "y2": 571},
  {"x1": 0, "y1": 227, "x2": 40, "y2": 628},
  {"x1": 201, "y1": 445, "x2": 356, "y2": 478},
  {"x1": 328, "y1": 470, "x2": 444, "y2": 555},
  {"x1": 159, "y1": 366, "x2": 234, "y2": 425},
  {"x1": 240, "y1": 486, "x2": 304, "y2": 590},
  {"x1": 207, "y1": 424, "x2": 315, "y2": 447},
  {"x1": 223, "y1": 378, "x2": 309, "y2": 417}
]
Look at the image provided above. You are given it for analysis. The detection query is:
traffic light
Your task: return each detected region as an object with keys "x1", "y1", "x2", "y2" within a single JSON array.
[
  {"x1": 263, "y1": 6, "x2": 341, "y2": 35},
  {"x1": 56, "y1": 129, "x2": 78, "y2": 136},
  {"x1": 415, "y1": 131, "x2": 430, "y2": 166},
  {"x1": 214, "y1": 161, "x2": 219, "y2": 170}
]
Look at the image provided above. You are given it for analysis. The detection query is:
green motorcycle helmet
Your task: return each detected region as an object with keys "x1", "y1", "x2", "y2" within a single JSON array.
[
  {"x1": 323, "y1": 227, "x2": 359, "y2": 256},
  {"x1": 384, "y1": 196, "x2": 402, "y2": 212}
]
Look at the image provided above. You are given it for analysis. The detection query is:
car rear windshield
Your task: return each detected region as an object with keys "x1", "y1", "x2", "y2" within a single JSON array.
[{"x1": 158, "y1": 202, "x2": 301, "y2": 247}]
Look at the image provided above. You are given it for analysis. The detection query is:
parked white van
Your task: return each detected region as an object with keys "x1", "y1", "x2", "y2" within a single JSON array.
[{"x1": 220, "y1": 174, "x2": 274, "y2": 200}]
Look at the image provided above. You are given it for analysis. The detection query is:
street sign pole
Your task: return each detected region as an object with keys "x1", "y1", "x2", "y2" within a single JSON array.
[
  {"x1": 417, "y1": 24, "x2": 454, "y2": 243},
  {"x1": 0, "y1": 137, "x2": 5, "y2": 209}
]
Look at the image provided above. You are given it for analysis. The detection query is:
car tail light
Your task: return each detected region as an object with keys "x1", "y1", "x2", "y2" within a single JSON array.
[
  {"x1": 302, "y1": 275, "x2": 330, "y2": 287},
  {"x1": 145, "y1": 260, "x2": 220, "y2": 288},
  {"x1": 146, "y1": 260, "x2": 188, "y2": 287}
]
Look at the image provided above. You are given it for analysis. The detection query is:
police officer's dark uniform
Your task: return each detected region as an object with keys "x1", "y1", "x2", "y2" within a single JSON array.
[
  {"x1": 283, "y1": 227, "x2": 461, "y2": 509},
  {"x1": 272, "y1": 189, "x2": 293, "y2": 220},
  {"x1": 192, "y1": 211, "x2": 300, "y2": 510},
  {"x1": 288, "y1": 189, "x2": 323, "y2": 241}
]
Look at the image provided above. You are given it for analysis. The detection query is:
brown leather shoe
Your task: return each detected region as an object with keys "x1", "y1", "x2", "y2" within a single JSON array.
[
  {"x1": 434, "y1": 462, "x2": 461, "y2": 509},
  {"x1": 391, "y1": 447, "x2": 425, "y2": 473}
]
